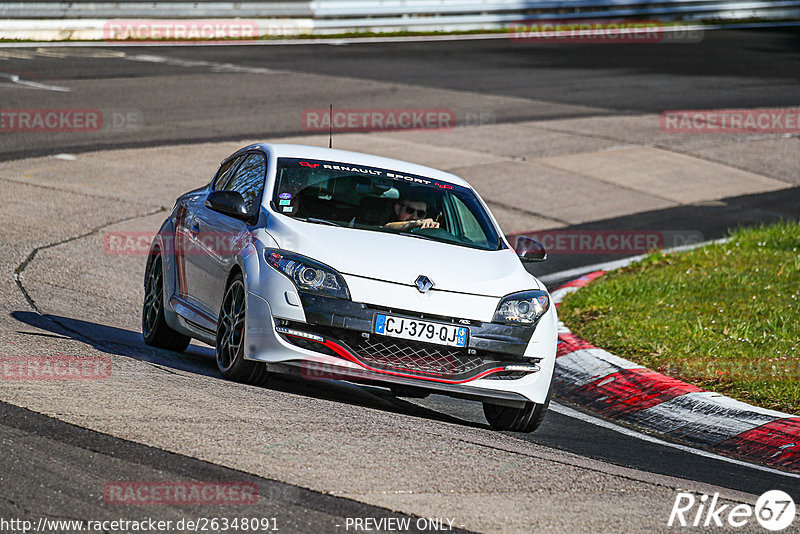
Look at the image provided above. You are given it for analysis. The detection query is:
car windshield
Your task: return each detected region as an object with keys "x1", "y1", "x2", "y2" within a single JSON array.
[{"x1": 271, "y1": 157, "x2": 504, "y2": 251}]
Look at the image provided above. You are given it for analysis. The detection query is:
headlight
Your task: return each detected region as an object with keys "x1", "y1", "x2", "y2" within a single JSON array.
[
  {"x1": 493, "y1": 290, "x2": 549, "y2": 325},
  {"x1": 264, "y1": 249, "x2": 350, "y2": 300}
]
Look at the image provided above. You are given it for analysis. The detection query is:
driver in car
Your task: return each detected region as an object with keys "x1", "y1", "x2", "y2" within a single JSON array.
[{"x1": 383, "y1": 195, "x2": 440, "y2": 231}]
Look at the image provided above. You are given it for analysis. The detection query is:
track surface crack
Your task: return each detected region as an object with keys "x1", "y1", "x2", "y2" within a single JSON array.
[{"x1": 12, "y1": 206, "x2": 166, "y2": 342}]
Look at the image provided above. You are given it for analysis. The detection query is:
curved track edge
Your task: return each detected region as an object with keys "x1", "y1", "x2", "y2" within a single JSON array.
[{"x1": 552, "y1": 271, "x2": 800, "y2": 474}]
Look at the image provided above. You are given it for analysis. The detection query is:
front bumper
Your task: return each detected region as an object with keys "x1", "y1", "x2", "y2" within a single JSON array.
[{"x1": 244, "y1": 277, "x2": 557, "y2": 405}]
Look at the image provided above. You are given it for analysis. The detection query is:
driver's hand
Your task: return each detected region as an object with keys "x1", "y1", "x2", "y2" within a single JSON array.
[{"x1": 417, "y1": 218, "x2": 440, "y2": 229}]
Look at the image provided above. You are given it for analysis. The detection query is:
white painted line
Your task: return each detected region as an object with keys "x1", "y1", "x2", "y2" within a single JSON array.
[
  {"x1": 541, "y1": 258, "x2": 636, "y2": 285},
  {"x1": 550, "y1": 401, "x2": 800, "y2": 480},
  {"x1": 550, "y1": 285, "x2": 581, "y2": 304},
  {"x1": 124, "y1": 53, "x2": 277, "y2": 74},
  {"x1": 0, "y1": 73, "x2": 70, "y2": 92}
]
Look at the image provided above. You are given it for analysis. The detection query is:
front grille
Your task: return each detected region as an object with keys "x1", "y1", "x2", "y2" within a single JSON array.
[
  {"x1": 281, "y1": 322, "x2": 530, "y2": 381},
  {"x1": 348, "y1": 336, "x2": 486, "y2": 378}
]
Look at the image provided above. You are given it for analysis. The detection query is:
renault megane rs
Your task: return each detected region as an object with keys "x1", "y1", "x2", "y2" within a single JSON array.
[{"x1": 142, "y1": 143, "x2": 557, "y2": 432}]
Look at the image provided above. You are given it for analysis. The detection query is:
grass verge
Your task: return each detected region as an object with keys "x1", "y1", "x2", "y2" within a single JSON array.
[{"x1": 558, "y1": 221, "x2": 800, "y2": 414}]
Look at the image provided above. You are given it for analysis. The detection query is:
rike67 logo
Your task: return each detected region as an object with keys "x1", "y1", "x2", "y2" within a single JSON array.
[{"x1": 668, "y1": 490, "x2": 796, "y2": 531}]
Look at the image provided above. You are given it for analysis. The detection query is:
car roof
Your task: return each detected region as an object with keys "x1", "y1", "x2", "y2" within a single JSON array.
[{"x1": 252, "y1": 143, "x2": 472, "y2": 188}]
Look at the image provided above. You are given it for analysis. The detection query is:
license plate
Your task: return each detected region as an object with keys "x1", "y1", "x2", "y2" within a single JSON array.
[{"x1": 373, "y1": 314, "x2": 468, "y2": 348}]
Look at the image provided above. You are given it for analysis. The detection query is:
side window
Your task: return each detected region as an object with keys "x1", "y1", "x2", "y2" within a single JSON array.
[
  {"x1": 212, "y1": 156, "x2": 241, "y2": 190},
  {"x1": 451, "y1": 194, "x2": 489, "y2": 245},
  {"x1": 222, "y1": 152, "x2": 267, "y2": 214}
]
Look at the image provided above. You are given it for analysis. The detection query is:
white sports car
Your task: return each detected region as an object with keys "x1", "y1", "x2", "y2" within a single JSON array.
[{"x1": 143, "y1": 143, "x2": 557, "y2": 432}]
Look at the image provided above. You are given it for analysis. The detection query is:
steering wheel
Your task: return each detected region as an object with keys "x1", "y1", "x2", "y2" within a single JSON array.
[{"x1": 410, "y1": 226, "x2": 449, "y2": 237}]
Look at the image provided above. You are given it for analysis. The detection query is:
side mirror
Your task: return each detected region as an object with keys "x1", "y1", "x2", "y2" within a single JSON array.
[
  {"x1": 515, "y1": 237, "x2": 547, "y2": 263},
  {"x1": 206, "y1": 190, "x2": 250, "y2": 222}
]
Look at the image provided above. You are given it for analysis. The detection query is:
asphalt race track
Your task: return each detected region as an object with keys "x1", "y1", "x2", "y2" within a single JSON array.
[
  {"x1": 1, "y1": 29, "x2": 799, "y2": 160},
  {"x1": 1, "y1": 28, "x2": 799, "y2": 532}
]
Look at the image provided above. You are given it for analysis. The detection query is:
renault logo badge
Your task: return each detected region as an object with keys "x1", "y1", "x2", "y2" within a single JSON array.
[{"x1": 415, "y1": 275, "x2": 434, "y2": 293}]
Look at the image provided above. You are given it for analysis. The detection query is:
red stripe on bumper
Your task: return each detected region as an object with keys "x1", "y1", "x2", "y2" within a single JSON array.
[{"x1": 284, "y1": 334, "x2": 506, "y2": 384}]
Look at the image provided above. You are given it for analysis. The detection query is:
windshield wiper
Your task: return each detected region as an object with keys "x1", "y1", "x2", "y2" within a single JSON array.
[{"x1": 304, "y1": 217, "x2": 343, "y2": 227}]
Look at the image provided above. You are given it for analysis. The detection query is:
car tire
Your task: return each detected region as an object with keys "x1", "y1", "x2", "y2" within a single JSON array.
[
  {"x1": 216, "y1": 273, "x2": 268, "y2": 386},
  {"x1": 142, "y1": 252, "x2": 191, "y2": 352},
  {"x1": 483, "y1": 399, "x2": 550, "y2": 433}
]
